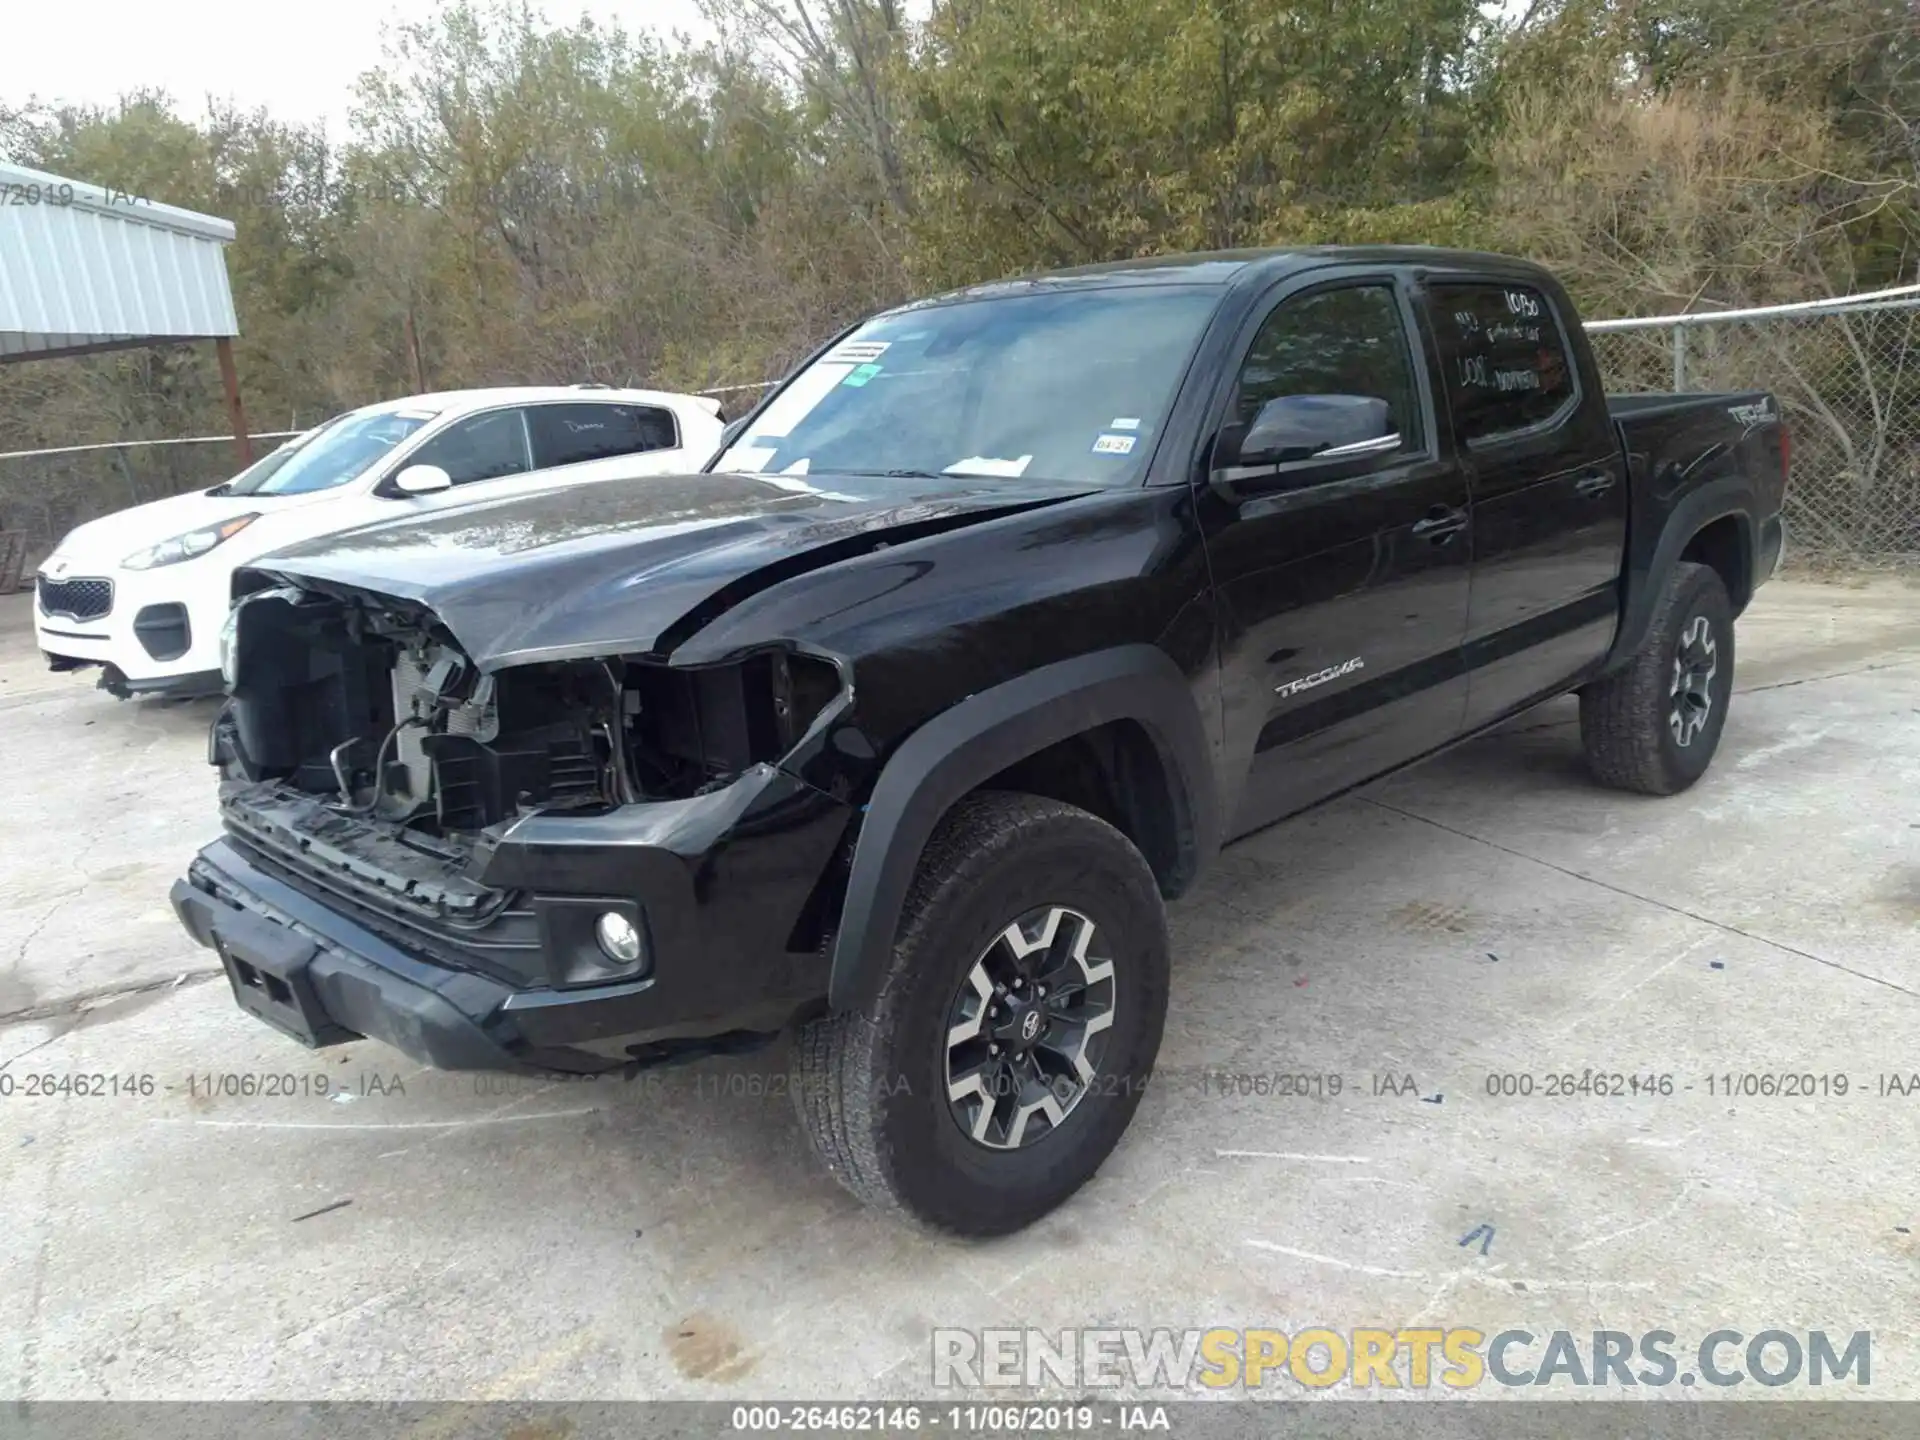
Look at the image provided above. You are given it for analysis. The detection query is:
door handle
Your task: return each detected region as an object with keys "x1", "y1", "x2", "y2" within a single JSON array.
[
  {"x1": 1411, "y1": 505, "x2": 1468, "y2": 543},
  {"x1": 1575, "y1": 473, "x2": 1617, "y2": 498}
]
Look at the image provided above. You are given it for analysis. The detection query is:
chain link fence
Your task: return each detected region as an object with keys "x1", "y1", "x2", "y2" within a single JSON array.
[{"x1": 1587, "y1": 286, "x2": 1920, "y2": 567}]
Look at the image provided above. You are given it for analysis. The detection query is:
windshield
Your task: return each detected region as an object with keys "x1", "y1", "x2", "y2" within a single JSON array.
[
  {"x1": 230, "y1": 406, "x2": 438, "y2": 496},
  {"x1": 713, "y1": 286, "x2": 1219, "y2": 485},
  {"x1": 213, "y1": 436, "x2": 306, "y2": 494}
]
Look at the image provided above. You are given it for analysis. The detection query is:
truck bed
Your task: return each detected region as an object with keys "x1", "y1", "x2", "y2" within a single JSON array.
[{"x1": 1607, "y1": 388, "x2": 1790, "y2": 612}]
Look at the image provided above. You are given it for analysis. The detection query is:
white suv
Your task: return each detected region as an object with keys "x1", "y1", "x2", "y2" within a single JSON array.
[{"x1": 34, "y1": 386, "x2": 725, "y2": 698}]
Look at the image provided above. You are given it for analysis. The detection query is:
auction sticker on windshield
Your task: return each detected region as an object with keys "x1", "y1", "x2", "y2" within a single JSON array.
[
  {"x1": 944, "y1": 455, "x2": 1033, "y2": 477},
  {"x1": 749, "y1": 363, "x2": 855, "y2": 439}
]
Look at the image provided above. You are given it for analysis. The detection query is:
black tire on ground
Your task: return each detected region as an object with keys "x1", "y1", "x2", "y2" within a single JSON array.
[
  {"x1": 1579, "y1": 560, "x2": 1736, "y2": 795},
  {"x1": 792, "y1": 791, "x2": 1170, "y2": 1236}
]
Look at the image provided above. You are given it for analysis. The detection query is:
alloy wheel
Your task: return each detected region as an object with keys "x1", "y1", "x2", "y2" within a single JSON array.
[
  {"x1": 1669, "y1": 614, "x2": 1719, "y2": 748},
  {"x1": 943, "y1": 905, "x2": 1117, "y2": 1150}
]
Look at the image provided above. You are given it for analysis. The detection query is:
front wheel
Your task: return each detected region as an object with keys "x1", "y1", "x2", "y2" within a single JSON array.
[
  {"x1": 793, "y1": 791, "x2": 1170, "y2": 1236},
  {"x1": 1580, "y1": 561, "x2": 1736, "y2": 795}
]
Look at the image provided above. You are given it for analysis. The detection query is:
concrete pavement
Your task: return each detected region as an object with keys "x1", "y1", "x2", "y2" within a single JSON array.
[{"x1": 2, "y1": 578, "x2": 1917, "y2": 1401}]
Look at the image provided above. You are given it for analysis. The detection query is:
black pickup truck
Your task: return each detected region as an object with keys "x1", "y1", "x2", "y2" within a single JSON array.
[{"x1": 172, "y1": 247, "x2": 1788, "y2": 1234}]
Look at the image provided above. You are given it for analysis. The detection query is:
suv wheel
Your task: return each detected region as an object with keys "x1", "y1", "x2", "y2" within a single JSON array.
[
  {"x1": 1579, "y1": 561, "x2": 1736, "y2": 795},
  {"x1": 793, "y1": 791, "x2": 1170, "y2": 1236}
]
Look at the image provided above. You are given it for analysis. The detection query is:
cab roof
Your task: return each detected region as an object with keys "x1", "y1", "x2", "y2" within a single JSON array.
[
  {"x1": 927, "y1": 245, "x2": 1554, "y2": 305},
  {"x1": 356, "y1": 385, "x2": 711, "y2": 415}
]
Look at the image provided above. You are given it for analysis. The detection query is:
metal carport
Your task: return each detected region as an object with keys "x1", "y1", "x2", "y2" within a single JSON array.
[{"x1": 0, "y1": 159, "x2": 252, "y2": 464}]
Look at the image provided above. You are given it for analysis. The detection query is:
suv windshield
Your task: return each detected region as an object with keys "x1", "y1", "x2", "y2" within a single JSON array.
[
  {"x1": 713, "y1": 286, "x2": 1219, "y2": 485},
  {"x1": 229, "y1": 407, "x2": 438, "y2": 496},
  {"x1": 211, "y1": 436, "x2": 305, "y2": 494}
]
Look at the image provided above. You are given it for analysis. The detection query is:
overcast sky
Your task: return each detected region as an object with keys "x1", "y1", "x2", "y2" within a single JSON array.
[{"x1": 6, "y1": 0, "x2": 716, "y2": 142}]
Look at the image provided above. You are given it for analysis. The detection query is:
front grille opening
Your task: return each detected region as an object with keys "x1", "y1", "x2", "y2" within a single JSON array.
[
  {"x1": 37, "y1": 575, "x2": 114, "y2": 621},
  {"x1": 223, "y1": 828, "x2": 546, "y2": 988}
]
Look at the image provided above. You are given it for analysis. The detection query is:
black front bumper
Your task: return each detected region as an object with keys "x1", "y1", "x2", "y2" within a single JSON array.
[
  {"x1": 174, "y1": 841, "x2": 541, "y2": 1070},
  {"x1": 174, "y1": 769, "x2": 852, "y2": 1072}
]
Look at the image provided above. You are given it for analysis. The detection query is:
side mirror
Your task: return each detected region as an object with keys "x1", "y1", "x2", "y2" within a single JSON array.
[
  {"x1": 392, "y1": 463, "x2": 453, "y2": 496},
  {"x1": 719, "y1": 418, "x2": 747, "y2": 449},
  {"x1": 1214, "y1": 394, "x2": 1398, "y2": 491}
]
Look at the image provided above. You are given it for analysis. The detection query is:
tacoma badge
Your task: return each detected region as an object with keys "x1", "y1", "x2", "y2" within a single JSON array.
[{"x1": 1275, "y1": 656, "x2": 1365, "y2": 698}]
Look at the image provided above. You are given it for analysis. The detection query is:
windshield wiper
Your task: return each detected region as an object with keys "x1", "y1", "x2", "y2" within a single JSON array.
[{"x1": 826, "y1": 468, "x2": 952, "y2": 480}]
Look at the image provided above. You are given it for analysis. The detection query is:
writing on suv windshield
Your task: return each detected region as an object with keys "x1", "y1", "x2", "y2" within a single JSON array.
[{"x1": 714, "y1": 287, "x2": 1218, "y2": 486}]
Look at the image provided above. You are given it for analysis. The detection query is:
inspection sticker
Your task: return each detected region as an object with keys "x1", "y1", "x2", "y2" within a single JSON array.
[
  {"x1": 841, "y1": 362, "x2": 884, "y2": 388},
  {"x1": 1091, "y1": 433, "x2": 1136, "y2": 455}
]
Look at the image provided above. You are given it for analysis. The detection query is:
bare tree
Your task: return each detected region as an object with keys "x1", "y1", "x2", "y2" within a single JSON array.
[{"x1": 702, "y1": 0, "x2": 916, "y2": 217}]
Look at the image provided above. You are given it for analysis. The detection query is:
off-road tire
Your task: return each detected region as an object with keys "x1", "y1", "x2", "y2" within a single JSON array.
[
  {"x1": 1580, "y1": 561, "x2": 1735, "y2": 795},
  {"x1": 792, "y1": 791, "x2": 1170, "y2": 1236}
]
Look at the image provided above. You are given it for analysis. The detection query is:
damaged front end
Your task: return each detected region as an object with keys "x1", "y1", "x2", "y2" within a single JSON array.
[
  {"x1": 178, "y1": 578, "x2": 858, "y2": 1072},
  {"x1": 217, "y1": 579, "x2": 847, "y2": 823}
]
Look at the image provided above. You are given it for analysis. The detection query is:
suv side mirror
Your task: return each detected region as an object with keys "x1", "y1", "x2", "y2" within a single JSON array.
[
  {"x1": 392, "y1": 463, "x2": 453, "y2": 496},
  {"x1": 1214, "y1": 394, "x2": 1398, "y2": 491},
  {"x1": 719, "y1": 418, "x2": 747, "y2": 449}
]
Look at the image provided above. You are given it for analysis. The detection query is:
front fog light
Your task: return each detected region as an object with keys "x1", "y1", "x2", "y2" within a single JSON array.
[
  {"x1": 595, "y1": 911, "x2": 643, "y2": 964},
  {"x1": 537, "y1": 898, "x2": 649, "y2": 987}
]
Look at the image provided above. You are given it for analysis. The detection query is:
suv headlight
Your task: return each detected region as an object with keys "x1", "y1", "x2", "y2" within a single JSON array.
[
  {"x1": 123, "y1": 514, "x2": 259, "y2": 570},
  {"x1": 218, "y1": 605, "x2": 242, "y2": 688}
]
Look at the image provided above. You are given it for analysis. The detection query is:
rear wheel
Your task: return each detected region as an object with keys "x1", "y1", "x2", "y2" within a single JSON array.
[
  {"x1": 793, "y1": 791, "x2": 1169, "y2": 1236},
  {"x1": 1580, "y1": 561, "x2": 1735, "y2": 795}
]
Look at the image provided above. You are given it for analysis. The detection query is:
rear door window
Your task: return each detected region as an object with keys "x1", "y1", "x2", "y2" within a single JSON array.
[
  {"x1": 529, "y1": 403, "x2": 680, "y2": 469},
  {"x1": 1430, "y1": 283, "x2": 1576, "y2": 443}
]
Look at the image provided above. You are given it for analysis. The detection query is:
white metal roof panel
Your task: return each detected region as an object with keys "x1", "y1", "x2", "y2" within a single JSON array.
[{"x1": 0, "y1": 161, "x2": 239, "y2": 360}]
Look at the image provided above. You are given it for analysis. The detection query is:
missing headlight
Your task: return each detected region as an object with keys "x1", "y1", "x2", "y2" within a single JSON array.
[
  {"x1": 621, "y1": 649, "x2": 845, "y2": 795},
  {"x1": 771, "y1": 651, "x2": 844, "y2": 752}
]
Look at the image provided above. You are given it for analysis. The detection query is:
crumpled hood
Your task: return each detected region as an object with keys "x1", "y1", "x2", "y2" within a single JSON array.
[{"x1": 245, "y1": 469, "x2": 1096, "y2": 668}]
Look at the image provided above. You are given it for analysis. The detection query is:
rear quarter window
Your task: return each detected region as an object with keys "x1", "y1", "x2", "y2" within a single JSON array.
[
  {"x1": 1431, "y1": 283, "x2": 1576, "y2": 443},
  {"x1": 530, "y1": 403, "x2": 680, "y2": 468}
]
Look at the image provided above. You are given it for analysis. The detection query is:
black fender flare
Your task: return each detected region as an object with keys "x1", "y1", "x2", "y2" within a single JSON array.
[
  {"x1": 1603, "y1": 476, "x2": 1757, "y2": 673},
  {"x1": 826, "y1": 644, "x2": 1218, "y2": 1010}
]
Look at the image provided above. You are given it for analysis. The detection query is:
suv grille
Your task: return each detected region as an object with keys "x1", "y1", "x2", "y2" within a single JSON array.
[{"x1": 37, "y1": 575, "x2": 114, "y2": 622}]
